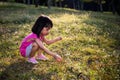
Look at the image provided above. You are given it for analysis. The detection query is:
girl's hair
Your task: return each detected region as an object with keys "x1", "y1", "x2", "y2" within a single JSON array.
[{"x1": 32, "y1": 15, "x2": 53, "y2": 37}]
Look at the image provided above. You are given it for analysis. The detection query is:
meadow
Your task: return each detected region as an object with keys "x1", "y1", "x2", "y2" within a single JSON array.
[{"x1": 0, "y1": 2, "x2": 120, "y2": 80}]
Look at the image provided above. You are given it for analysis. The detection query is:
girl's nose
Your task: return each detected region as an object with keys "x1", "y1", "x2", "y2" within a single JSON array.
[{"x1": 46, "y1": 32, "x2": 49, "y2": 35}]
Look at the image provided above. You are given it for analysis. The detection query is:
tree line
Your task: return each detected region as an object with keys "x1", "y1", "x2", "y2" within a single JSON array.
[{"x1": 1, "y1": 0, "x2": 120, "y2": 15}]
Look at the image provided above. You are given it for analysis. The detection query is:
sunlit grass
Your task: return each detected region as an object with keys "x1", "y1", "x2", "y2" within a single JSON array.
[{"x1": 0, "y1": 2, "x2": 120, "y2": 80}]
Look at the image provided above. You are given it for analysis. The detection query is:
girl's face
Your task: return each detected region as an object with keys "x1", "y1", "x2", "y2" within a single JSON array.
[{"x1": 41, "y1": 27, "x2": 51, "y2": 36}]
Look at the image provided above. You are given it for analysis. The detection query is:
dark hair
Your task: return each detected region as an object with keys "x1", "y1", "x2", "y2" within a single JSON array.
[{"x1": 32, "y1": 15, "x2": 53, "y2": 37}]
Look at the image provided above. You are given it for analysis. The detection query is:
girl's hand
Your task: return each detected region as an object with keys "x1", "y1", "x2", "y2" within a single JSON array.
[
  {"x1": 57, "y1": 37, "x2": 62, "y2": 41},
  {"x1": 54, "y1": 54, "x2": 62, "y2": 62}
]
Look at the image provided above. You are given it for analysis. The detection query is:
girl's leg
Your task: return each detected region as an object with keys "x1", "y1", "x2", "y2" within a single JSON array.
[
  {"x1": 27, "y1": 42, "x2": 39, "y2": 64},
  {"x1": 29, "y1": 42, "x2": 39, "y2": 58},
  {"x1": 36, "y1": 49, "x2": 49, "y2": 60},
  {"x1": 37, "y1": 49, "x2": 43, "y2": 56}
]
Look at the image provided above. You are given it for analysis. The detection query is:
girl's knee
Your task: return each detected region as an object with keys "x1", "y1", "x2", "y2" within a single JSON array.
[{"x1": 32, "y1": 42, "x2": 39, "y2": 49}]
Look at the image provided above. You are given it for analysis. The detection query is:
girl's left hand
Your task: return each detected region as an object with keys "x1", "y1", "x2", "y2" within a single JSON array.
[{"x1": 57, "y1": 37, "x2": 62, "y2": 41}]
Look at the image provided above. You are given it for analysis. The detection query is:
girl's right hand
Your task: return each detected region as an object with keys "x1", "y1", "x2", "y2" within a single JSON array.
[{"x1": 54, "y1": 54, "x2": 62, "y2": 62}]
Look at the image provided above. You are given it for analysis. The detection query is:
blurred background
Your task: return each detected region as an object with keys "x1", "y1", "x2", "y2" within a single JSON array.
[{"x1": 0, "y1": 0, "x2": 120, "y2": 15}]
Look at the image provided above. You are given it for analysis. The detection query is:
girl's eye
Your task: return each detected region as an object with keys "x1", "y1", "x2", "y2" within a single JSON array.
[
  {"x1": 46, "y1": 28, "x2": 48, "y2": 30},
  {"x1": 47, "y1": 28, "x2": 51, "y2": 31},
  {"x1": 46, "y1": 28, "x2": 50, "y2": 31}
]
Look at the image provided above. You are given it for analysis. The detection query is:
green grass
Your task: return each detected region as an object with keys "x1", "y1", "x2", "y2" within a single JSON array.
[{"x1": 0, "y1": 2, "x2": 120, "y2": 80}]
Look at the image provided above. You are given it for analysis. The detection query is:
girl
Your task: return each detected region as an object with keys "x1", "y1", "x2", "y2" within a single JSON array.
[{"x1": 20, "y1": 15, "x2": 62, "y2": 64}]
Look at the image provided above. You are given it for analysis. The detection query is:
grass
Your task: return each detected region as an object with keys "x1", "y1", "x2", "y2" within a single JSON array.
[{"x1": 0, "y1": 2, "x2": 120, "y2": 80}]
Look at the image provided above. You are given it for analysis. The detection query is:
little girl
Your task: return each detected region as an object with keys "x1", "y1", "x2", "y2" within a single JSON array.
[{"x1": 19, "y1": 15, "x2": 62, "y2": 64}]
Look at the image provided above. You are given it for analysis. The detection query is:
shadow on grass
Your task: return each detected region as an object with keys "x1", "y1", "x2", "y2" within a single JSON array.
[{"x1": 0, "y1": 59, "x2": 35, "y2": 80}]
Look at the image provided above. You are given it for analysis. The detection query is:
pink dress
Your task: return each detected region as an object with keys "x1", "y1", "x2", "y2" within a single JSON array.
[{"x1": 19, "y1": 33, "x2": 44, "y2": 57}]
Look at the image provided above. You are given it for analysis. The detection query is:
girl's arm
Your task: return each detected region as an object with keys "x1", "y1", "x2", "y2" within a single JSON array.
[
  {"x1": 43, "y1": 36, "x2": 62, "y2": 45},
  {"x1": 35, "y1": 38, "x2": 62, "y2": 61}
]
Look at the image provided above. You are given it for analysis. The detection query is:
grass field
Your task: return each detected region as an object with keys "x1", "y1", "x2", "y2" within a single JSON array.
[{"x1": 0, "y1": 2, "x2": 120, "y2": 80}]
